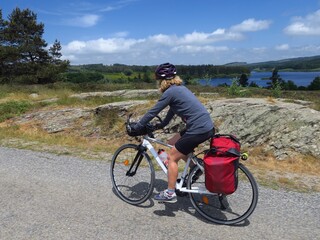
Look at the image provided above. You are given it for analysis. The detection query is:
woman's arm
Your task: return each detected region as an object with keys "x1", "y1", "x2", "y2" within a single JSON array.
[{"x1": 135, "y1": 92, "x2": 172, "y2": 129}]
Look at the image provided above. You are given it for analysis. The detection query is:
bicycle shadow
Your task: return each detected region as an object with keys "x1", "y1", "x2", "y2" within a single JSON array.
[
  {"x1": 111, "y1": 185, "x2": 156, "y2": 209},
  {"x1": 111, "y1": 179, "x2": 250, "y2": 227},
  {"x1": 152, "y1": 179, "x2": 251, "y2": 227}
]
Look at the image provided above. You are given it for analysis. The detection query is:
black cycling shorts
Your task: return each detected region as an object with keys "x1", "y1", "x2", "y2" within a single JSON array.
[{"x1": 175, "y1": 128, "x2": 215, "y2": 155}]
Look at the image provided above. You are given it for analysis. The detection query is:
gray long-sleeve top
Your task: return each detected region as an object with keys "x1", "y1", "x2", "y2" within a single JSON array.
[{"x1": 138, "y1": 85, "x2": 214, "y2": 134}]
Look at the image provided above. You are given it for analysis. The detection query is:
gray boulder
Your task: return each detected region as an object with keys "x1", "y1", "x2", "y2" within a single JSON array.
[
  {"x1": 70, "y1": 89, "x2": 159, "y2": 99},
  {"x1": 206, "y1": 98, "x2": 320, "y2": 159}
]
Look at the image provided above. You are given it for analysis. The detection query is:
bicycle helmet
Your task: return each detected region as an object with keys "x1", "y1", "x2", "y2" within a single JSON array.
[{"x1": 155, "y1": 63, "x2": 177, "y2": 80}]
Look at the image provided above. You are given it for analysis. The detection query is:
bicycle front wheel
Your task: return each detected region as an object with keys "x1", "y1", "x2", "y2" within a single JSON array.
[
  {"x1": 188, "y1": 163, "x2": 258, "y2": 225},
  {"x1": 110, "y1": 144, "x2": 155, "y2": 205}
]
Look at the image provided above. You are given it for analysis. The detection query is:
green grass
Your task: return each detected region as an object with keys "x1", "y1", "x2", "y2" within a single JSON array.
[{"x1": 0, "y1": 101, "x2": 33, "y2": 122}]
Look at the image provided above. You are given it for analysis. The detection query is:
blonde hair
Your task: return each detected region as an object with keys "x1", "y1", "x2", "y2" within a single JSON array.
[{"x1": 159, "y1": 75, "x2": 183, "y2": 92}]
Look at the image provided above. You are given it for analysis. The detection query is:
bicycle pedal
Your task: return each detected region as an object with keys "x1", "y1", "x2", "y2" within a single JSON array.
[
  {"x1": 156, "y1": 199, "x2": 178, "y2": 204},
  {"x1": 175, "y1": 190, "x2": 188, "y2": 197},
  {"x1": 157, "y1": 201, "x2": 174, "y2": 204}
]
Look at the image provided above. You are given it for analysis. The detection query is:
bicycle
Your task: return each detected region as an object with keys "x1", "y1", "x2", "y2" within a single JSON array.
[{"x1": 110, "y1": 115, "x2": 258, "y2": 225}]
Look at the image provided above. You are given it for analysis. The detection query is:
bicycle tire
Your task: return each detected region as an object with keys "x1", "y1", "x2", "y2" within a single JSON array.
[
  {"x1": 187, "y1": 163, "x2": 258, "y2": 225},
  {"x1": 110, "y1": 144, "x2": 155, "y2": 205}
]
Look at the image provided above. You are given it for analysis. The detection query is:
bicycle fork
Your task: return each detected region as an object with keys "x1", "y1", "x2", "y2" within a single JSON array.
[{"x1": 125, "y1": 145, "x2": 146, "y2": 177}]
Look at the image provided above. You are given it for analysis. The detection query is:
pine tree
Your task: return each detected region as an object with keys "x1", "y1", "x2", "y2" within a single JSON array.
[
  {"x1": 49, "y1": 39, "x2": 62, "y2": 64},
  {"x1": 239, "y1": 73, "x2": 249, "y2": 87},
  {"x1": 0, "y1": 8, "x2": 69, "y2": 83},
  {"x1": 0, "y1": 9, "x2": 6, "y2": 79},
  {"x1": 0, "y1": 10, "x2": 5, "y2": 42},
  {"x1": 6, "y1": 8, "x2": 49, "y2": 64},
  {"x1": 38, "y1": 39, "x2": 69, "y2": 84},
  {"x1": 308, "y1": 77, "x2": 320, "y2": 90}
]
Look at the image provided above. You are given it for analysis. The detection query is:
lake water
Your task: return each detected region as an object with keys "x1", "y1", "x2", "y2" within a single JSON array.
[{"x1": 199, "y1": 71, "x2": 320, "y2": 87}]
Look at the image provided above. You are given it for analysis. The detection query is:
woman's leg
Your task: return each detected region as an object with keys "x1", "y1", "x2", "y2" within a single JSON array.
[
  {"x1": 167, "y1": 133, "x2": 181, "y2": 146},
  {"x1": 167, "y1": 147, "x2": 186, "y2": 190}
]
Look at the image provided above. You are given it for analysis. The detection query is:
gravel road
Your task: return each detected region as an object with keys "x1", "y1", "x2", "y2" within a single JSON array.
[{"x1": 0, "y1": 147, "x2": 319, "y2": 240}]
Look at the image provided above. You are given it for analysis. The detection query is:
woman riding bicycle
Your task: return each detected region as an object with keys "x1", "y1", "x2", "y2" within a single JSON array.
[{"x1": 129, "y1": 63, "x2": 215, "y2": 203}]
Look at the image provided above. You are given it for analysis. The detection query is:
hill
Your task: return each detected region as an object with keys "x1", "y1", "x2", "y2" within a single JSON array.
[{"x1": 225, "y1": 55, "x2": 320, "y2": 71}]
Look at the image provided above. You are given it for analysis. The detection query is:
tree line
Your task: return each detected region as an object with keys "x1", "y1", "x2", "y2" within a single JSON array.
[
  {"x1": 68, "y1": 63, "x2": 250, "y2": 84},
  {"x1": 247, "y1": 55, "x2": 320, "y2": 71},
  {"x1": 266, "y1": 68, "x2": 320, "y2": 91},
  {"x1": 0, "y1": 8, "x2": 69, "y2": 84}
]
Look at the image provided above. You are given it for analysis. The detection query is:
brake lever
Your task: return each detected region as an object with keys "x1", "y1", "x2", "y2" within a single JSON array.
[
  {"x1": 126, "y1": 113, "x2": 133, "y2": 125},
  {"x1": 155, "y1": 115, "x2": 163, "y2": 124},
  {"x1": 163, "y1": 128, "x2": 170, "y2": 134}
]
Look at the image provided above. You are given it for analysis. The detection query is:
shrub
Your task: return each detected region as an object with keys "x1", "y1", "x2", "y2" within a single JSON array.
[
  {"x1": 228, "y1": 78, "x2": 241, "y2": 96},
  {"x1": 271, "y1": 80, "x2": 283, "y2": 98},
  {"x1": 308, "y1": 77, "x2": 320, "y2": 90},
  {"x1": 0, "y1": 101, "x2": 32, "y2": 122},
  {"x1": 64, "y1": 72, "x2": 104, "y2": 83}
]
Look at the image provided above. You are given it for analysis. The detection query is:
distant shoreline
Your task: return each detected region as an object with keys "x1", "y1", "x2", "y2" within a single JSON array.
[{"x1": 199, "y1": 71, "x2": 320, "y2": 87}]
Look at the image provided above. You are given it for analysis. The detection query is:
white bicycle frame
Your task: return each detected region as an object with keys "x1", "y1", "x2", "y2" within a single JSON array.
[{"x1": 141, "y1": 135, "x2": 215, "y2": 195}]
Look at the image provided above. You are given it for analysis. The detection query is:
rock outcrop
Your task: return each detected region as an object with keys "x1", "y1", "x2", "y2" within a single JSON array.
[
  {"x1": 11, "y1": 91, "x2": 320, "y2": 160},
  {"x1": 206, "y1": 98, "x2": 320, "y2": 159},
  {"x1": 70, "y1": 89, "x2": 159, "y2": 99}
]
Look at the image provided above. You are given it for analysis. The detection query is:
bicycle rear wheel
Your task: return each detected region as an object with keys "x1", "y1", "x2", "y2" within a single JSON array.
[
  {"x1": 110, "y1": 144, "x2": 155, "y2": 205},
  {"x1": 187, "y1": 163, "x2": 258, "y2": 225}
]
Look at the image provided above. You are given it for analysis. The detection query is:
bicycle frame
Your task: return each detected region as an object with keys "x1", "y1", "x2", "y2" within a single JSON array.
[{"x1": 141, "y1": 135, "x2": 216, "y2": 195}]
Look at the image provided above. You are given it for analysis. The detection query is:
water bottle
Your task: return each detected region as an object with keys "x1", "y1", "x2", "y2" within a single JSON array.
[{"x1": 158, "y1": 149, "x2": 168, "y2": 167}]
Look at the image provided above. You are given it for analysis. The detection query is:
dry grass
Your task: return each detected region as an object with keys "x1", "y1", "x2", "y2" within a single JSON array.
[
  {"x1": 0, "y1": 123, "x2": 115, "y2": 156},
  {"x1": 242, "y1": 146, "x2": 320, "y2": 192},
  {"x1": 266, "y1": 96, "x2": 277, "y2": 104},
  {"x1": 246, "y1": 146, "x2": 320, "y2": 176},
  {"x1": 0, "y1": 86, "x2": 74, "y2": 104}
]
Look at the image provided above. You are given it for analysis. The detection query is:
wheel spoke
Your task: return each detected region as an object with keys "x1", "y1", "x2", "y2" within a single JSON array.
[
  {"x1": 188, "y1": 163, "x2": 258, "y2": 225},
  {"x1": 110, "y1": 144, "x2": 155, "y2": 205}
]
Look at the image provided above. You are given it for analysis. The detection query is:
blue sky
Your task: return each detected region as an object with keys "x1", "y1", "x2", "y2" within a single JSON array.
[{"x1": 2, "y1": 0, "x2": 320, "y2": 65}]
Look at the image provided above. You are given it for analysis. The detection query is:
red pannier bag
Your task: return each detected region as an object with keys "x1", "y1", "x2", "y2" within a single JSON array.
[{"x1": 204, "y1": 134, "x2": 241, "y2": 195}]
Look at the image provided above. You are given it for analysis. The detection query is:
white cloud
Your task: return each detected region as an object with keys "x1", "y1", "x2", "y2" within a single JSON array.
[
  {"x1": 65, "y1": 14, "x2": 100, "y2": 27},
  {"x1": 59, "y1": 16, "x2": 319, "y2": 65},
  {"x1": 179, "y1": 29, "x2": 243, "y2": 44},
  {"x1": 171, "y1": 45, "x2": 229, "y2": 53},
  {"x1": 148, "y1": 34, "x2": 176, "y2": 45},
  {"x1": 90, "y1": 38, "x2": 143, "y2": 53},
  {"x1": 66, "y1": 41, "x2": 86, "y2": 51},
  {"x1": 295, "y1": 44, "x2": 320, "y2": 53},
  {"x1": 275, "y1": 44, "x2": 290, "y2": 50},
  {"x1": 146, "y1": 29, "x2": 243, "y2": 47},
  {"x1": 63, "y1": 38, "x2": 143, "y2": 54},
  {"x1": 99, "y1": 0, "x2": 138, "y2": 12},
  {"x1": 284, "y1": 9, "x2": 320, "y2": 35},
  {"x1": 231, "y1": 18, "x2": 272, "y2": 32},
  {"x1": 252, "y1": 47, "x2": 267, "y2": 53},
  {"x1": 100, "y1": 6, "x2": 117, "y2": 12},
  {"x1": 181, "y1": 31, "x2": 212, "y2": 44}
]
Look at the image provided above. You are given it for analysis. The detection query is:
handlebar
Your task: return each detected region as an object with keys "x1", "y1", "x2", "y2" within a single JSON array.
[
  {"x1": 126, "y1": 113, "x2": 163, "y2": 126},
  {"x1": 126, "y1": 113, "x2": 164, "y2": 137}
]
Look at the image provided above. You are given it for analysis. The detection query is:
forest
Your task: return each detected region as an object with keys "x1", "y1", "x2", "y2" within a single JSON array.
[{"x1": 246, "y1": 55, "x2": 320, "y2": 71}]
